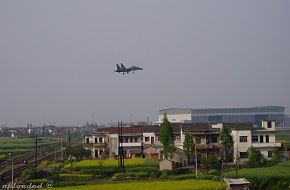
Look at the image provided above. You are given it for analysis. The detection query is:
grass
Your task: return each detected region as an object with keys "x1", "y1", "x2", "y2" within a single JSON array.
[
  {"x1": 224, "y1": 161, "x2": 290, "y2": 190},
  {"x1": 0, "y1": 137, "x2": 59, "y2": 155},
  {"x1": 225, "y1": 160, "x2": 290, "y2": 178},
  {"x1": 49, "y1": 179, "x2": 226, "y2": 190},
  {"x1": 0, "y1": 154, "x2": 6, "y2": 159}
]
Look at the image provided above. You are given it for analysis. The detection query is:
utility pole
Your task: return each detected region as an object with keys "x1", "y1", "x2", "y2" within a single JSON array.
[
  {"x1": 68, "y1": 130, "x2": 72, "y2": 172},
  {"x1": 35, "y1": 135, "x2": 38, "y2": 177},
  {"x1": 60, "y1": 137, "x2": 63, "y2": 160},
  {"x1": 194, "y1": 141, "x2": 198, "y2": 179},
  {"x1": 11, "y1": 156, "x2": 13, "y2": 190},
  {"x1": 8, "y1": 153, "x2": 14, "y2": 190},
  {"x1": 118, "y1": 121, "x2": 124, "y2": 169}
]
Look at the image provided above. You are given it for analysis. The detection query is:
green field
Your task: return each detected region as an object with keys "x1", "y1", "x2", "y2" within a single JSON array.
[
  {"x1": 226, "y1": 161, "x2": 290, "y2": 178},
  {"x1": 225, "y1": 161, "x2": 290, "y2": 189},
  {"x1": 50, "y1": 179, "x2": 226, "y2": 190},
  {"x1": 65, "y1": 158, "x2": 158, "y2": 170},
  {"x1": 0, "y1": 137, "x2": 59, "y2": 155}
]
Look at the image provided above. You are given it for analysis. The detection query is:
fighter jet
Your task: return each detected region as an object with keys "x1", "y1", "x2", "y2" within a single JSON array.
[{"x1": 115, "y1": 63, "x2": 143, "y2": 74}]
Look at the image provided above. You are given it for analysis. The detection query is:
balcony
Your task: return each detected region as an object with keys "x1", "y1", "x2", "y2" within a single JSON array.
[
  {"x1": 252, "y1": 142, "x2": 281, "y2": 148},
  {"x1": 84, "y1": 143, "x2": 106, "y2": 148},
  {"x1": 196, "y1": 144, "x2": 222, "y2": 149},
  {"x1": 120, "y1": 142, "x2": 142, "y2": 147}
]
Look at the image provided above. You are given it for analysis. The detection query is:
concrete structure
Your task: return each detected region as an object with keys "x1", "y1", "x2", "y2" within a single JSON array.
[
  {"x1": 224, "y1": 178, "x2": 250, "y2": 190},
  {"x1": 159, "y1": 106, "x2": 285, "y2": 127},
  {"x1": 159, "y1": 159, "x2": 173, "y2": 171}
]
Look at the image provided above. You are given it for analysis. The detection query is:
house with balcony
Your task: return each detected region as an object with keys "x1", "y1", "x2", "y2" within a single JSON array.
[
  {"x1": 214, "y1": 121, "x2": 281, "y2": 163},
  {"x1": 177, "y1": 124, "x2": 222, "y2": 160},
  {"x1": 84, "y1": 132, "x2": 109, "y2": 158},
  {"x1": 101, "y1": 127, "x2": 143, "y2": 158}
]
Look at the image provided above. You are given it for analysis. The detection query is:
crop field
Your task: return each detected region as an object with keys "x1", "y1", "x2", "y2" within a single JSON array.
[
  {"x1": 0, "y1": 137, "x2": 59, "y2": 155},
  {"x1": 65, "y1": 158, "x2": 159, "y2": 170},
  {"x1": 51, "y1": 179, "x2": 226, "y2": 190}
]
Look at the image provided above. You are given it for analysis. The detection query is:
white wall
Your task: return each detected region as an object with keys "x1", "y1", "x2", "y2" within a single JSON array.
[
  {"x1": 231, "y1": 130, "x2": 252, "y2": 162},
  {"x1": 158, "y1": 114, "x2": 192, "y2": 123}
]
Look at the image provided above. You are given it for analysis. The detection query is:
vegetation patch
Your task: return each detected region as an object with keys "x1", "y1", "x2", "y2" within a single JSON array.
[
  {"x1": 50, "y1": 179, "x2": 226, "y2": 190},
  {"x1": 225, "y1": 161, "x2": 290, "y2": 190}
]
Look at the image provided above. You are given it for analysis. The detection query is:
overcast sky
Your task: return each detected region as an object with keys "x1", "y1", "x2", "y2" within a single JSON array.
[{"x1": 0, "y1": 1, "x2": 289, "y2": 127}]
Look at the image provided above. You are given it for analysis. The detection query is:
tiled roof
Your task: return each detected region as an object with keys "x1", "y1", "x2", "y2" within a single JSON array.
[{"x1": 223, "y1": 123, "x2": 253, "y2": 130}]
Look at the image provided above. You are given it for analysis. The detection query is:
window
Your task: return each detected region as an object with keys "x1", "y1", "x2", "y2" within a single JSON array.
[
  {"x1": 268, "y1": 151, "x2": 272, "y2": 158},
  {"x1": 267, "y1": 121, "x2": 272, "y2": 128},
  {"x1": 252, "y1": 136, "x2": 258, "y2": 143},
  {"x1": 260, "y1": 135, "x2": 264, "y2": 143},
  {"x1": 239, "y1": 136, "x2": 248, "y2": 143},
  {"x1": 99, "y1": 149, "x2": 103, "y2": 156},
  {"x1": 95, "y1": 138, "x2": 98, "y2": 143},
  {"x1": 99, "y1": 137, "x2": 103, "y2": 143},
  {"x1": 195, "y1": 137, "x2": 201, "y2": 144},
  {"x1": 176, "y1": 135, "x2": 180, "y2": 140},
  {"x1": 145, "y1": 137, "x2": 150, "y2": 142},
  {"x1": 240, "y1": 152, "x2": 247, "y2": 158},
  {"x1": 266, "y1": 135, "x2": 269, "y2": 143},
  {"x1": 211, "y1": 136, "x2": 218, "y2": 144},
  {"x1": 86, "y1": 138, "x2": 89, "y2": 144}
]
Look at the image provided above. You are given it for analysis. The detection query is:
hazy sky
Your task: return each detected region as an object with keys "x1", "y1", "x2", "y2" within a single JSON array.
[{"x1": 0, "y1": 1, "x2": 290, "y2": 126}]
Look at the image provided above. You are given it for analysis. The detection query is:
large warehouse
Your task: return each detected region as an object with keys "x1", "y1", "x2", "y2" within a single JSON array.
[{"x1": 158, "y1": 106, "x2": 286, "y2": 127}]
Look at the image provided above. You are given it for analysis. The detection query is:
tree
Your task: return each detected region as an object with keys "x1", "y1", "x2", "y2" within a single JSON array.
[
  {"x1": 201, "y1": 154, "x2": 220, "y2": 170},
  {"x1": 220, "y1": 127, "x2": 234, "y2": 162},
  {"x1": 247, "y1": 146, "x2": 265, "y2": 167},
  {"x1": 67, "y1": 147, "x2": 91, "y2": 160},
  {"x1": 272, "y1": 148, "x2": 283, "y2": 161},
  {"x1": 160, "y1": 113, "x2": 175, "y2": 159},
  {"x1": 183, "y1": 131, "x2": 195, "y2": 165}
]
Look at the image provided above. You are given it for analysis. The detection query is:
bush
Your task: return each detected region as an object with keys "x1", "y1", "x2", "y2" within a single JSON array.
[
  {"x1": 211, "y1": 176, "x2": 220, "y2": 181},
  {"x1": 173, "y1": 173, "x2": 195, "y2": 180},
  {"x1": 148, "y1": 169, "x2": 161, "y2": 178},
  {"x1": 246, "y1": 147, "x2": 265, "y2": 168},
  {"x1": 208, "y1": 169, "x2": 219, "y2": 176},
  {"x1": 201, "y1": 154, "x2": 220, "y2": 170},
  {"x1": 27, "y1": 178, "x2": 53, "y2": 185},
  {"x1": 112, "y1": 173, "x2": 135, "y2": 180},
  {"x1": 197, "y1": 175, "x2": 214, "y2": 180},
  {"x1": 59, "y1": 174, "x2": 95, "y2": 181},
  {"x1": 125, "y1": 166, "x2": 157, "y2": 173},
  {"x1": 159, "y1": 170, "x2": 173, "y2": 179},
  {"x1": 112, "y1": 172, "x2": 149, "y2": 180}
]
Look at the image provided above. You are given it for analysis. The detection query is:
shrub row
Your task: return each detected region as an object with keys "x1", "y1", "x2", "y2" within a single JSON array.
[{"x1": 59, "y1": 174, "x2": 95, "y2": 181}]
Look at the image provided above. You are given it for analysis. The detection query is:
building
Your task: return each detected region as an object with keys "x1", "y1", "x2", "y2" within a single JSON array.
[
  {"x1": 214, "y1": 121, "x2": 281, "y2": 163},
  {"x1": 84, "y1": 120, "x2": 281, "y2": 163},
  {"x1": 103, "y1": 127, "x2": 143, "y2": 158},
  {"x1": 84, "y1": 132, "x2": 109, "y2": 158},
  {"x1": 159, "y1": 106, "x2": 285, "y2": 127},
  {"x1": 178, "y1": 123, "x2": 222, "y2": 159}
]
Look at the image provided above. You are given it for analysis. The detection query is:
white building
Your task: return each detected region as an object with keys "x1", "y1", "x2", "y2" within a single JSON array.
[
  {"x1": 214, "y1": 121, "x2": 281, "y2": 163},
  {"x1": 84, "y1": 132, "x2": 108, "y2": 158}
]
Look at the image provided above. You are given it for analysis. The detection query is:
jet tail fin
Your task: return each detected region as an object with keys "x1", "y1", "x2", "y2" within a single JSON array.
[
  {"x1": 116, "y1": 64, "x2": 122, "y2": 71},
  {"x1": 120, "y1": 63, "x2": 127, "y2": 70}
]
